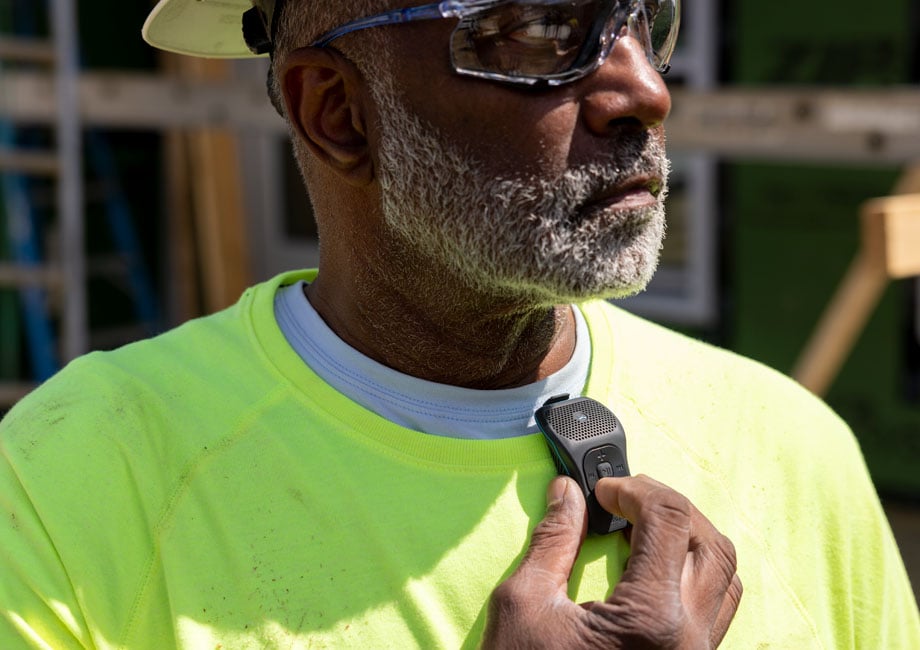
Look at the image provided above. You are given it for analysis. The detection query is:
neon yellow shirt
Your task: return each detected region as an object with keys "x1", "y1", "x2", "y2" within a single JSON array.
[{"x1": 1, "y1": 270, "x2": 917, "y2": 648}]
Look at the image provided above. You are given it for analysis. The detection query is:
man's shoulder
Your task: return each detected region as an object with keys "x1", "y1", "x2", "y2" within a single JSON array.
[
  {"x1": 0, "y1": 274, "x2": 291, "y2": 465},
  {"x1": 2, "y1": 270, "x2": 308, "y2": 421},
  {"x1": 0, "y1": 314, "x2": 233, "y2": 466},
  {"x1": 9, "y1": 301, "x2": 241, "y2": 406},
  {"x1": 582, "y1": 299, "x2": 852, "y2": 449},
  {"x1": 584, "y1": 299, "x2": 811, "y2": 391}
]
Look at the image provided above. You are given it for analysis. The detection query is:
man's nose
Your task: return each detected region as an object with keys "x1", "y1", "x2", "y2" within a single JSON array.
[{"x1": 579, "y1": 35, "x2": 672, "y2": 135}]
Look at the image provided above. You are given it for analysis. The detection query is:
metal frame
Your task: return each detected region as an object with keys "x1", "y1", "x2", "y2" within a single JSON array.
[
  {"x1": 52, "y1": 0, "x2": 87, "y2": 362},
  {"x1": 620, "y1": 0, "x2": 719, "y2": 325}
]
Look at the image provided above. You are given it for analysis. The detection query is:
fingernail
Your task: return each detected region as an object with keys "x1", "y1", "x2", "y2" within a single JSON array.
[{"x1": 546, "y1": 477, "x2": 567, "y2": 507}]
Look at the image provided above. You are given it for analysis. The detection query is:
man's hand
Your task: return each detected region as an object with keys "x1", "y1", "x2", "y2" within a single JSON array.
[{"x1": 482, "y1": 475, "x2": 742, "y2": 649}]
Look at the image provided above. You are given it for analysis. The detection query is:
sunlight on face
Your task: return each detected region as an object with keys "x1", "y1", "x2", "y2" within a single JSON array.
[{"x1": 370, "y1": 68, "x2": 670, "y2": 305}]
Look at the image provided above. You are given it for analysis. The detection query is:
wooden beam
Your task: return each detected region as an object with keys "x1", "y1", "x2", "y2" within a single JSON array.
[
  {"x1": 665, "y1": 88, "x2": 920, "y2": 163},
  {"x1": 163, "y1": 54, "x2": 253, "y2": 315},
  {"x1": 162, "y1": 130, "x2": 202, "y2": 324},
  {"x1": 0, "y1": 150, "x2": 59, "y2": 176},
  {"x1": 0, "y1": 382, "x2": 37, "y2": 409},
  {"x1": 861, "y1": 194, "x2": 920, "y2": 279},
  {"x1": 0, "y1": 70, "x2": 284, "y2": 132},
  {"x1": 188, "y1": 126, "x2": 253, "y2": 312},
  {"x1": 893, "y1": 166, "x2": 920, "y2": 195},
  {"x1": 0, "y1": 37, "x2": 55, "y2": 64},
  {"x1": 0, "y1": 264, "x2": 62, "y2": 288},
  {"x1": 3, "y1": 72, "x2": 920, "y2": 163},
  {"x1": 793, "y1": 190, "x2": 920, "y2": 395},
  {"x1": 793, "y1": 250, "x2": 890, "y2": 396}
]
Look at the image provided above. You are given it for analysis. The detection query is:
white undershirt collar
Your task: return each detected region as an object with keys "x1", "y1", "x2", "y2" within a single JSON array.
[{"x1": 274, "y1": 281, "x2": 590, "y2": 440}]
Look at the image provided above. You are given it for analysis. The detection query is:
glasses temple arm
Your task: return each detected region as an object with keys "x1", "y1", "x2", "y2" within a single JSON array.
[{"x1": 311, "y1": 2, "x2": 460, "y2": 48}]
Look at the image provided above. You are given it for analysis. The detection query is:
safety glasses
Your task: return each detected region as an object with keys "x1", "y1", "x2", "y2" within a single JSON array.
[{"x1": 309, "y1": 0, "x2": 681, "y2": 87}]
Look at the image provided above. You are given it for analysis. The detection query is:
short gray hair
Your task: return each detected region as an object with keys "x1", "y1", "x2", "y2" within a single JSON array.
[
  {"x1": 266, "y1": 0, "x2": 397, "y2": 214},
  {"x1": 267, "y1": 0, "x2": 392, "y2": 115}
]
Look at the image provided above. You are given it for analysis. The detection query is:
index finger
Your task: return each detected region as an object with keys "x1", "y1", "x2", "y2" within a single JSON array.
[{"x1": 594, "y1": 475, "x2": 692, "y2": 587}]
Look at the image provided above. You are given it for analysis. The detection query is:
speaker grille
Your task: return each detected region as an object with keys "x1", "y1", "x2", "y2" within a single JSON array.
[{"x1": 544, "y1": 400, "x2": 619, "y2": 441}]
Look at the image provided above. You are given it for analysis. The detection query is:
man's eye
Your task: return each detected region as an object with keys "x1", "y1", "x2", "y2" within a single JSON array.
[{"x1": 508, "y1": 19, "x2": 575, "y2": 46}]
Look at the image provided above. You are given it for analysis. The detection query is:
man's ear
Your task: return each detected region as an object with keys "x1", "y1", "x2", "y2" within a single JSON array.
[{"x1": 280, "y1": 48, "x2": 373, "y2": 185}]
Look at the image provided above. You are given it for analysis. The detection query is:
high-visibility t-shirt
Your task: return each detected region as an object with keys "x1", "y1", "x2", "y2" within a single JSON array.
[{"x1": 1, "y1": 270, "x2": 918, "y2": 648}]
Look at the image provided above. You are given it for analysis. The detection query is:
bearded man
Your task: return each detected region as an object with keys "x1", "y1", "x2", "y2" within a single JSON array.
[{"x1": 1, "y1": 1, "x2": 918, "y2": 648}]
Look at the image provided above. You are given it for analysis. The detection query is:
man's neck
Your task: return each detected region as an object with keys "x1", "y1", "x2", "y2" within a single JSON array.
[{"x1": 303, "y1": 266, "x2": 577, "y2": 390}]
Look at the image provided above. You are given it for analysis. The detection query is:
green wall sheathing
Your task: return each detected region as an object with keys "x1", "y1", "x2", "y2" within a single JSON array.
[
  {"x1": 77, "y1": 4, "x2": 157, "y2": 70},
  {"x1": 728, "y1": 163, "x2": 920, "y2": 494},
  {"x1": 732, "y1": 1, "x2": 912, "y2": 85},
  {"x1": 727, "y1": 0, "x2": 919, "y2": 494}
]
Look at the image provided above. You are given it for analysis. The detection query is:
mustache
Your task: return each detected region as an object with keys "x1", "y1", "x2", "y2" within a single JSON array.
[
  {"x1": 574, "y1": 131, "x2": 668, "y2": 180},
  {"x1": 549, "y1": 138, "x2": 669, "y2": 206},
  {"x1": 488, "y1": 134, "x2": 668, "y2": 201}
]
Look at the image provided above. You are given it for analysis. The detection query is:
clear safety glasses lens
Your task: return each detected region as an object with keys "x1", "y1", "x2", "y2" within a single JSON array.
[
  {"x1": 449, "y1": 0, "x2": 680, "y2": 86},
  {"x1": 643, "y1": 0, "x2": 680, "y2": 70}
]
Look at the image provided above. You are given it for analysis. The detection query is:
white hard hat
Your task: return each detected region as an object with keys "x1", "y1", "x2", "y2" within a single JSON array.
[{"x1": 143, "y1": 0, "x2": 269, "y2": 58}]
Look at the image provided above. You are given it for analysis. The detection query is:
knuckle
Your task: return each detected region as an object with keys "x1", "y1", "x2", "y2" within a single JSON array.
[
  {"x1": 711, "y1": 532, "x2": 739, "y2": 574},
  {"x1": 695, "y1": 530, "x2": 739, "y2": 592},
  {"x1": 729, "y1": 573, "x2": 744, "y2": 608},
  {"x1": 717, "y1": 533, "x2": 738, "y2": 565},
  {"x1": 624, "y1": 475, "x2": 693, "y2": 521},
  {"x1": 656, "y1": 489, "x2": 692, "y2": 517},
  {"x1": 491, "y1": 577, "x2": 518, "y2": 610},
  {"x1": 592, "y1": 595, "x2": 684, "y2": 648},
  {"x1": 643, "y1": 489, "x2": 692, "y2": 528},
  {"x1": 488, "y1": 579, "x2": 525, "y2": 618}
]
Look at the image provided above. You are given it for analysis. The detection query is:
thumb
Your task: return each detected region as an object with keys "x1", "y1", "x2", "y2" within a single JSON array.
[{"x1": 514, "y1": 476, "x2": 588, "y2": 588}]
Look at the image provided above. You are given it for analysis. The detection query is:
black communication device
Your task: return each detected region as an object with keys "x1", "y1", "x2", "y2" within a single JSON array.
[{"x1": 535, "y1": 394, "x2": 631, "y2": 535}]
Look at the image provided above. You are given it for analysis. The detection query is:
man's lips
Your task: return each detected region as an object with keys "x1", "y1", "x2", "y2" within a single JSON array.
[{"x1": 584, "y1": 176, "x2": 662, "y2": 212}]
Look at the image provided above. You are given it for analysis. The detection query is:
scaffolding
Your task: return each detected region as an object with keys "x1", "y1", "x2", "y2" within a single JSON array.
[{"x1": 0, "y1": 0, "x2": 84, "y2": 406}]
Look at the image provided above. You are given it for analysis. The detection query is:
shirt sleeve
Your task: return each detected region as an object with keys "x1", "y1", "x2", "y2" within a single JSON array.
[
  {"x1": 843, "y1": 435, "x2": 920, "y2": 648},
  {"x1": 0, "y1": 421, "x2": 93, "y2": 649}
]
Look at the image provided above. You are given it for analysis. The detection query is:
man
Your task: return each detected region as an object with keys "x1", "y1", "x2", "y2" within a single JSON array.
[{"x1": 1, "y1": 0, "x2": 917, "y2": 647}]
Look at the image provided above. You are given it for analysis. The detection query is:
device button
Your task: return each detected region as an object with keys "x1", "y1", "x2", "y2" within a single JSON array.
[{"x1": 597, "y1": 462, "x2": 614, "y2": 478}]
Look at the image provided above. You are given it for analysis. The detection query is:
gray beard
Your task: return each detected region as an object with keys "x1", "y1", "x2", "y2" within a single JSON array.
[{"x1": 371, "y1": 77, "x2": 670, "y2": 306}]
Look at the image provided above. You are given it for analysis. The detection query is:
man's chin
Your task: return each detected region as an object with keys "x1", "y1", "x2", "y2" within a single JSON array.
[
  {"x1": 549, "y1": 278, "x2": 655, "y2": 306},
  {"x1": 481, "y1": 264, "x2": 658, "y2": 307}
]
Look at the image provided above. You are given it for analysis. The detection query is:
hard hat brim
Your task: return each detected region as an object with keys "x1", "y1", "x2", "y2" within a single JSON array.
[{"x1": 143, "y1": 0, "x2": 263, "y2": 58}]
